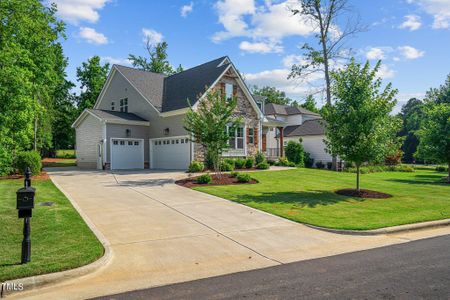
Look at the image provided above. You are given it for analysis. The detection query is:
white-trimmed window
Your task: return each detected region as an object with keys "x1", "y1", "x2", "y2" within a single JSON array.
[
  {"x1": 111, "y1": 101, "x2": 115, "y2": 111},
  {"x1": 120, "y1": 98, "x2": 128, "y2": 112},
  {"x1": 225, "y1": 83, "x2": 233, "y2": 100},
  {"x1": 248, "y1": 128, "x2": 254, "y2": 144},
  {"x1": 227, "y1": 126, "x2": 244, "y2": 149}
]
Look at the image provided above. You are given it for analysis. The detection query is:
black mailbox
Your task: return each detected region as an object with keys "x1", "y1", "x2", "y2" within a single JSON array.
[{"x1": 17, "y1": 186, "x2": 35, "y2": 218}]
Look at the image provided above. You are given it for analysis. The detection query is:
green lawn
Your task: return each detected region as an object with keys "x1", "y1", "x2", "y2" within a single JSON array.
[
  {"x1": 194, "y1": 168, "x2": 450, "y2": 230},
  {"x1": 0, "y1": 179, "x2": 103, "y2": 281},
  {"x1": 42, "y1": 158, "x2": 77, "y2": 168},
  {"x1": 55, "y1": 149, "x2": 76, "y2": 159}
]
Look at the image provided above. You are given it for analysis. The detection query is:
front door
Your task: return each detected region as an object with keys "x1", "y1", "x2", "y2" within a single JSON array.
[{"x1": 262, "y1": 134, "x2": 267, "y2": 152}]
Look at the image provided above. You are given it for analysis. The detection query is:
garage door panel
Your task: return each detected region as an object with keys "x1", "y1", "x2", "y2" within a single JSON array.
[
  {"x1": 111, "y1": 139, "x2": 144, "y2": 170},
  {"x1": 151, "y1": 137, "x2": 190, "y2": 170}
]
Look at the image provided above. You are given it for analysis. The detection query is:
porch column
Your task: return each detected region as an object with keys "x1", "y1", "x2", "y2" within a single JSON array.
[{"x1": 278, "y1": 127, "x2": 284, "y2": 157}]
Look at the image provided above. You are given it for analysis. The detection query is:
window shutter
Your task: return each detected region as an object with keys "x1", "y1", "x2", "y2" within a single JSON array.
[
  {"x1": 246, "y1": 127, "x2": 250, "y2": 144},
  {"x1": 254, "y1": 127, "x2": 258, "y2": 145},
  {"x1": 220, "y1": 82, "x2": 225, "y2": 96},
  {"x1": 233, "y1": 84, "x2": 237, "y2": 97}
]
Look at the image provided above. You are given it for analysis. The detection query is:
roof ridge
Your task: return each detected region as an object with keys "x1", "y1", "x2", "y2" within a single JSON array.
[
  {"x1": 113, "y1": 64, "x2": 167, "y2": 77},
  {"x1": 165, "y1": 56, "x2": 229, "y2": 79}
]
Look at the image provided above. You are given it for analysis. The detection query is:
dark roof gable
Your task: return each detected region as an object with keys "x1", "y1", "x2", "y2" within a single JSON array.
[
  {"x1": 113, "y1": 56, "x2": 230, "y2": 113},
  {"x1": 284, "y1": 119, "x2": 326, "y2": 137},
  {"x1": 264, "y1": 103, "x2": 319, "y2": 116}
]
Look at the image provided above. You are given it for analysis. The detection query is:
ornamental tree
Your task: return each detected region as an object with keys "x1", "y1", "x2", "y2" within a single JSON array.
[
  {"x1": 184, "y1": 89, "x2": 242, "y2": 175},
  {"x1": 322, "y1": 59, "x2": 401, "y2": 192}
]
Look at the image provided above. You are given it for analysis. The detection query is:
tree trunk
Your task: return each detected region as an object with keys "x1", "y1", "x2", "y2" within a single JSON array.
[
  {"x1": 356, "y1": 164, "x2": 360, "y2": 192},
  {"x1": 448, "y1": 162, "x2": 450, "y2": 183}
]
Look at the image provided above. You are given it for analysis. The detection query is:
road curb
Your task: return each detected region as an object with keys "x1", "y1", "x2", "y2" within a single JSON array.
[
  {"x1": 303, "y1": 219, "x2": 450, "y2": 236},
  {"x1": 2, "y1": 173, "x2": 113, "y2": 298}
]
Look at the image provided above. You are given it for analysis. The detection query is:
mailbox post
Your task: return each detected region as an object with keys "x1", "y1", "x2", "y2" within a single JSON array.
[{"x1": 16, "y1": 167, "x2": 35, "y2": 264}]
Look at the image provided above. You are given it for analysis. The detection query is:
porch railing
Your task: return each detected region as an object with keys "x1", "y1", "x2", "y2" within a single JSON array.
[{"x1": 265, "y1": 148, "x2": 281, "y2": 158}]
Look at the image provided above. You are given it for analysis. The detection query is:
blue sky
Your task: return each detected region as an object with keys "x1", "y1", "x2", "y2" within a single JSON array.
[{"x1": 53, "y1": 0, "x2": 450, "y2": 113}]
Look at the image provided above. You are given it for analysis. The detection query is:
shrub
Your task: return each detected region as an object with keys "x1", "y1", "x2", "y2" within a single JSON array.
[
  {"x1": 256, "y1": 161, "x2": 270, "y2": 169},
  {"x1": 230, "y1": 171, "x2": 239, "y2": 178},
  {"x1": 304, "y1": 152, "x2": 314, "y2": 168},
  {"x1": 196, "y1": 173, "x2": 212, "y2": 184},
  {"x1": 255, "y1": 151, "x2": 266, "y2": 165},
  {"x1": 204, "y1": 151, "x2": 215, "y2": 170},
  {"x1": 237, "y1": 173, "x2": 252, "y2": 183},
  {"x1": 343, "y1": 164, "x2": 415, "y2": 174},
  {"x1": 285, "y1": 140, "x2": 305, "y2": 165},
  {"x1": 326, "y1": 162, "x2": 332, "y2": 170},
  {"x1": 391, "y1": 165, "x2": 415, "y2": 172},
  {"x1": 385, "y1": 150, "x2": 403, "y2": 166},
  {"x1": 188, "y1": 160, "x2": 204, "y2": 173},
  {"x1": 220, "y1": 161, "x2": 234, "y2": 171},
  {"x1": 277, "y1": 157, "x2": 289, "y2": 166},
  {"x1": 245, "y1": 157, "x2": 254, "y2": 168},
  {"x1": 267, "y1": 159, "x2": 276, "y2": 166},
  {"x1": 436, "y1": 166, "x2": 448, "y2": 172},
  {"x1": 288, "y1": 161, "x2": 297, "y2": 167},
  {"x1": 315, "y1": 161, "x2": 325, "y2": 169},
  {"x1": 16, "y1": 151, "x2": 42, "y2": 175},
  {"x1": 234, "y1": 158, "x2": 246, "y2": 169},
  {"x1": 224, "y1": 158, "x2": 235, "y2": 167},
  {"x1": 56, "y1": 149, "x2": 76, "y2": 159}
]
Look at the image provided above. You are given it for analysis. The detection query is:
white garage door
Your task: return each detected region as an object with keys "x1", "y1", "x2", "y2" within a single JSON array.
[
  {"x1": 111, "y1": 139, "x2": 144, "y2": 170},
  {"x1": 150, "y1": 136, "x2": 191, "y2": 169}
]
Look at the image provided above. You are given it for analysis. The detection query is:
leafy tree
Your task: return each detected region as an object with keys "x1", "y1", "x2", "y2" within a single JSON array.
[
  {"x1": 398, "y1": 98, "x2": 424, "y2": 163},
  {"x1": 300, "y1": 95, "x2": 320, "y2": 113},
  {"x1": 184, "y1": 89, "x2": 242, "y2": 175},
  {"x1": 285, "y1": 140, "x2": 305, "y2": 166},
  {"x1": 128, "y1": 40, "x2": 182, "y2": 75},
  {"x1": 76, "y1": 56, "x2": 110, "y2": 112},
  {"x1": 53, "y1": 79, "x2": 77, "y2": 150},
  {"x1": 322, "y1": 60, "x2": 401, "y2": 192},
  {"x1": 416, "y1": 77, "x2": 450, "y2": 181},
  {"x1": 0, "y1": 0, "x2": 66, "y2": 175},
  {"x1": 252, "y1": 85, "x2": 292, "y2": 105}
]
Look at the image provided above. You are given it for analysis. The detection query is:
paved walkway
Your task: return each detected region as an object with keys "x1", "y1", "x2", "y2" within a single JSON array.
[{"x1": 12, "y1": 168, "x2": 450, "y2": 299}]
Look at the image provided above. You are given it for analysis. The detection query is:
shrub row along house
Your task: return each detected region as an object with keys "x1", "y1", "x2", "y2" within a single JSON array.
[{"x1": 72, "y1": 56, "x2": 332, "y2": 170}]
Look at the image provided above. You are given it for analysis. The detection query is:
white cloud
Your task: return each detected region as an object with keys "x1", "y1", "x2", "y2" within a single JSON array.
[
  {"x1": 79, "y1": 27, "x2": 108, "y2": 45},
  {"x1": 407, "y1": 0, "x2": 450, "y2": 29},
  {"x1": 366, "y1": 47, "x2": 385, "y2": 60},
  {"x1": 376, "y1": 64, "x2": 395, "y2": 79},
  {"x1": 398, "y1": 46, "x2": 425, "y2": 59},
  {"x1": 100, "y1": 56, "x2": 131, "y2": 66},
  {"x1": 51, "y1": 0, "x2": 109, "y2": 24},
  {"x1": 142, "y1": 28, "x2": 163, "y2": 45},
  {"x1": 393, "y1": 92, "x2": 425, "y2": 114},
  {"x1": 181, "y1": 2, "x2": 194, "y2": 17},
  {"x1": 239, "y1": 40, "x2": 283, "y2": 53},
  {"x1": 399, "y1": 15, "x2": 422, "y2": 30},
  {"x1": 212, "y1": 0, "x2": 315, "y2": 54}
]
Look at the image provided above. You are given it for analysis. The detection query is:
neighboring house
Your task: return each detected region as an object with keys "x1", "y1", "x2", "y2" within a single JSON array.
[
  {"x1": 72, "y1": 56, "x2": 263, "y2": 170},
  {"x1": 260, "y1": 102, "x2": 333, "y2": 164}
]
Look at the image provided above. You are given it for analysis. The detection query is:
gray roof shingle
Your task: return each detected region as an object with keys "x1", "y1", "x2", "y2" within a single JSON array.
[
  {"x1": 283, "y1": 119, "x2": 326, "y2": 137},
  {"x1": 113, "y1": 56, "x2": 229, "y2": 113},
  {"x1": 264, "y1": 103, "x2": 320, "y2": 116},
  {"x1": 87, "y1": 109, "x2": 148, "y2": 122}
]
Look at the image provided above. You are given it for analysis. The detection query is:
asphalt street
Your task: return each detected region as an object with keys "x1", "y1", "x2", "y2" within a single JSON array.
[{"x1": 94, "y1": 234, "x2": 450, "y2": 300}]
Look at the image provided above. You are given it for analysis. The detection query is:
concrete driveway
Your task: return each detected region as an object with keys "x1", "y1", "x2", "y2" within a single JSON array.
[{"x1": 14, "y1": 168, "x2": 450, "y2": 299}]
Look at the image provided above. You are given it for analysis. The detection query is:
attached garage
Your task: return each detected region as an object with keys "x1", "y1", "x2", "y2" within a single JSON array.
[
  {"x1": 110, "y1": 138, "x2": 144, "y2": 170},
  {"x1": 150, "y1": 136, "x2": 191, "y2": 169}
]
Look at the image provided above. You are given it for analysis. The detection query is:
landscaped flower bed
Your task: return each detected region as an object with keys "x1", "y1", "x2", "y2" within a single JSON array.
[{"x1": 176, "y1": 173, "x2": 258, "y2": 188}]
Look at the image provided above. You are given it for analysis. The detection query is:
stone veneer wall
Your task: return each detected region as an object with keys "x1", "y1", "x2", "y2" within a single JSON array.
[{"x1": 193, "y1": 70, "x2": 260, "y2": 162}]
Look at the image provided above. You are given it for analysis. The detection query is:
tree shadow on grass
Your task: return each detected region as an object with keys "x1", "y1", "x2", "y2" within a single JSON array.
[
  {"x1": 233, "y1": 190, "x2": 366, "y2": 208},
  {"x1": 386, "y1": 174, "x2": 449, "y2": 186}
]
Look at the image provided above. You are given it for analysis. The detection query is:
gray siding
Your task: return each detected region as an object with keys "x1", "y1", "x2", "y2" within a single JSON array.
[
  {"x1": 75, "y1": 114, "x2": 103, "y2": 169},
  {"x1": 105, "y1": 124, "x2": 150, "y2": 162},
  {"x1": 96, "y1": 71, "x2": 188, "y2": 140}
]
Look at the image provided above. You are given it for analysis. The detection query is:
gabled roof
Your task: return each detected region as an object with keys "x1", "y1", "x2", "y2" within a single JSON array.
[
  {"x1": 112, "y1": 56, "x2": 230, "y2": 113},
  {"x1": 162, "y1": 56, "x2": 229, "y2": 112},
  {"x1": 265, "y1": 103, "x2": 320, "y2": 116},
  {"x1": 87, "y1": 109, "x2": 148, "y2": 122},
  {"x1": 252, "y1": 94, "x2": 267, "y2": 103},
  {"x1": 284, "y1": 119, "x2": 326, "y2": 137},
  {"x1": 72, "y1": 109, "x2": 149, "y2": 128}
]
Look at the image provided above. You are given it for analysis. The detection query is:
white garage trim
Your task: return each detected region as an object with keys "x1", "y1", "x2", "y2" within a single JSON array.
[
  {"x1": 149, "y1": 135, "x2": 191, "y2": 170},
  {"x1": 110, "y1": 138, "x2": 144, "y2": 170}
]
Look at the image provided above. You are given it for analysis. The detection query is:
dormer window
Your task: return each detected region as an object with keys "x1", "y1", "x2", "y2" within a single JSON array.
[
  {"x1": 111, "y1": 101, "x2": 115, "y2": 111},
  {"x1": 225, "y1": 83, "x2": 234, "y2": 100},
  {"x1": 120, "y1": 98, "x2": 128, "y2": 112}
]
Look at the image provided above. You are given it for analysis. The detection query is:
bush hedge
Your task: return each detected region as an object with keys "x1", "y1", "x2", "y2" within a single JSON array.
[
  {"x1": 436, "y1": 166, "x2": 448, "y2": 172},
  {"x1": 196, "y1": 173, "x2": 212, "y2": 184},
  {"x1": 16, "y1": 151, "x2": 42, "y2": 175},
  {"x1": 304, "y1": 152, "x2": 314, "y2": 168},
  {"x1": 220, "y1": 161, "x2": 234, "y2": 171},
  {"x1": 188, "y1": 160, "x2": 204, "y2": 173},
  {"x1": 237, "y1": 173, "x2": 252, "y2": 183},
  {"x1": 255, "y1": 151, "x2": 266, "y2": 165},
  {"x1": 256, "y1": 161, "x2": 270, "y2": 170},
  {"x1": 230, "y1": 171, "x2": 239, "y2": 178},
  {"x1": 245, "y1": 157, "x2": 254, "y2": 169},
  {"x1": 285, "y1": 140, "x2": 304, "y2": 166},
  {"x1": 234, "y1": 158, "x2": 246, "y2": 169},
  {"x1": 343, "y1": 164, "x2": 415, "y2": 174}
]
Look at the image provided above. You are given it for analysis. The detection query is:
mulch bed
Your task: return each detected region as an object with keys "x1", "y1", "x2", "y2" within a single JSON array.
[
  {"x1": 0, "y1": 171, "x2": 50, "y2": 181},
  {"x1": 335, "y1": 188, "x2": 392, "y2": 199},
  {"x1": 176, "y1": 174, "x2": 258, "y2": 188}
]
